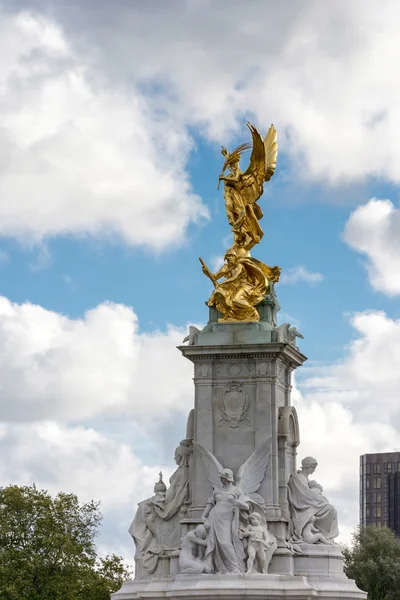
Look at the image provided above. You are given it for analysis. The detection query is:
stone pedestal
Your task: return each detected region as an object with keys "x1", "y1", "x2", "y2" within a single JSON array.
[
  {"x1": 112, "y1": 569, "x2": 366, "y2": 600},
  {"x1": 179, "y1": 337, "x2": 305, "y2": 524}
]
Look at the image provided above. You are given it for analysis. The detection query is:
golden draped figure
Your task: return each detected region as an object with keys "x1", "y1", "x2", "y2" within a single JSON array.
[{"x1": 200, "y1": 122, "x2": 281, "y2": 323}]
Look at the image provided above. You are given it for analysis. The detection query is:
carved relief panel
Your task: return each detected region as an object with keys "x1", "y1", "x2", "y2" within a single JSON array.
[
  {"x1": 195, "y1": 362, "x2": 212, "y2": 378},
  {"x1": 219, "y1": 382, "x2": 250, "y2": 428},
  {"x1": 256, "y1": 361, "x2": 272, "y2": 376},
  {"x1": 213, "y1": 362, "x2": 255, "y2": 378}
]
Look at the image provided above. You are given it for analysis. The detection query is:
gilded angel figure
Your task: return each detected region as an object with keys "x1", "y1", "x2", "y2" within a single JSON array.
[
  {"x1": 218, "y1": 123, "x2": 278, "y2": 251},
  {"x1": 193, "y1": 439, "x2": 271, "y2": 574}
]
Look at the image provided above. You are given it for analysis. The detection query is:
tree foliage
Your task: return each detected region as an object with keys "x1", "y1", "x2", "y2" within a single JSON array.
[
  {"x1": 0, "y1": 485, "x2": 132, "y2": 600},
  {"x1": 343, "y1": 525, "x2": 400, "y2": 600}
]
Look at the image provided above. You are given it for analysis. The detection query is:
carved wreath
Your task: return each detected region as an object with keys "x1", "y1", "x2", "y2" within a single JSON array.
[{"x1": 219, "y1": 382, "x2": 250, "y2": 428}]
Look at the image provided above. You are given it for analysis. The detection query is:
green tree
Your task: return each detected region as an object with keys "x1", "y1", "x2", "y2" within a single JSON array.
[
  {"x1": 0, "y1": 485, "x2": 132, "y2": 600},
  {"x1": 343, "y1": 525, "x2": 400, "y2": 600}
]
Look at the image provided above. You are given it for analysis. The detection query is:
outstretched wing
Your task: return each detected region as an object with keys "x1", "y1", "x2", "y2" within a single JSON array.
[
  {"x1": 264, "y1": 124, "x2": 278, "y2": 182},
  {"x1": 236, "y1": 438, "x2": 272, "y2": 495},
  {"x1": 193, "y1": 442, "x2": 224, "y2": 490},
  {"x1": 241, "y1": 122, "x2": 266, "y2": 207}
]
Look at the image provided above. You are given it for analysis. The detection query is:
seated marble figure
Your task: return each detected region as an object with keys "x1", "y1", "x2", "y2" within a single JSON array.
[
  {"x1": 129, "y1": 439, "x2": 192, "y2": 574},
  {"x1": 302, "y1": 516, "x2": 331, "y2": 545},
  {"x1": 288, "y1": 456, "x2": 339, "y2": 544}
]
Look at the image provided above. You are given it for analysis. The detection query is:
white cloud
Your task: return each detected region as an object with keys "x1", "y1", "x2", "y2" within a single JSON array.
[
  {"x1": 343, "y1": 198, "x2": 400, "y2": 295},
  {"x1": 2, "y1": 3, "x2": 400, "y2": 252},
  {"x1": 294, "y1": 309, "x2": 400, "y2": 540},
  {"x1": 210, "y1": 255, "x2": 224, "y2": 272},
  {"x1": 280, "y1": 265, "x2": 324, "y2": 285},
  {"x1": 300, "y1": 310, "x2": 400, "y2": 425},
  {"x1": 0, "y1": 11, "x2": 207, "y2": 250},
  {"x1": 0, "y1": 296, "x2": 193, "y2": 423},
  {"x1": 24, "y1": 0, "x2": 400, "y2": 185}
]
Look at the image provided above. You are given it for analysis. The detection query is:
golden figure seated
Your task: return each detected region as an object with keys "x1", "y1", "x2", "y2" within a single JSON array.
[{"x1": 201, "y1": 247, "x2": 280, "y2": 323}]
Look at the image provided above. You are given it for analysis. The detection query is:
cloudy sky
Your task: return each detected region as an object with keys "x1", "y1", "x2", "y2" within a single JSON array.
[{"x1": 1, "y1": 0, "x2": 400, "y2": 561}]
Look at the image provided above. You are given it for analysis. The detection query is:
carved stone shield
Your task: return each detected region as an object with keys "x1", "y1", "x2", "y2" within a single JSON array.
[{"x1": 219, "y1": 382, "x2": 250, "y2": 428}]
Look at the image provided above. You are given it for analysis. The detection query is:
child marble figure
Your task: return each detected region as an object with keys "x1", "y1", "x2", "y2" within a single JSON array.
[
  {"x1": 179, "y1": 525, "x2": 211, "y2": 574},
  {"x1": 302, "y1": 516, "x2": 331, "y2": 545},
  {"x1": 309, "y1": 480, "x2": 329, "y2": 503},
  {"x1": 241, "y1": 512, "x2": 277, "y2": 574}
]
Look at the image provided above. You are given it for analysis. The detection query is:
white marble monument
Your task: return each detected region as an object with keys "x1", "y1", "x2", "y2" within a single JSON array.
[
  {"x1": 112, "y1": 299, "x2": 366, "y2": 600},
  {"x1": 112, "y1": 120, "x2": 366, "y2": 599}
]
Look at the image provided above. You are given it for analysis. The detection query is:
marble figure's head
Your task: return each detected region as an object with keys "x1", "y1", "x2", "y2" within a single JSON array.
[
  {"x1": 309, "y1": 480, "x2": 323, "y2": 492},
  {"x1": 301, "y1": 456, "x2": 318, "y2": 474},
  {"x1": 249, "y1": 512, "x2": 262, "y2": 525},
  {"x1": 174, "y1": 446, "x2": 183, "y2": 465},
  {"x1": 174, "y1": 440, "x2": 191, "y2": 467},
  {"x1": 195, "y1": 524, "x2": 208, "y2": 539},
  {"x1": 219, "y1": 468, "x2": 234, "y2": 484}
]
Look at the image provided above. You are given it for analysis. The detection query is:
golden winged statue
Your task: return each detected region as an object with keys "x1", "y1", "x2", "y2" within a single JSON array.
[
  {"x1": 218, "y1": 122, "x2": 278, "y2": 251},
  {"x1": 200, "y1": 122, "x2": 281, "y2": 323}
]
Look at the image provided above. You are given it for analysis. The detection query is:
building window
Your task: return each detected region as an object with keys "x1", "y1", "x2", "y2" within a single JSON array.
[
  {"x1": 384, "y1": 462, "x2": 392, "y2": 474},
  {"x1": 384, "y1": 506, "x2": 388, "y2": 517},
  {"x1": 374, "y1": 463, "x2": 381, "y2": 474},
  {"x1": 366, "y1": 463, "x2": 371, "y2": 475},
  {"x1": 377, "y1": 506, "x2": 382, "y2": 518},
  {"x1": 366, "y1": 479, "x2": 370, "y2": 489},
  {"x1": 384, "y1": 493, "x2": 388, "y2": 503},
  {"x1": 373, "y1": 492, "x2": 382, "y2": 503},
  {"x1": 366, "y1": 492, "x2": 371, "y2": 504},
  {"x1": 374, "y1": 478, "x2": 381, "y2": 489},
  {"x1": 366, "y1": 507, "x2": 371, "y2": 518}
]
